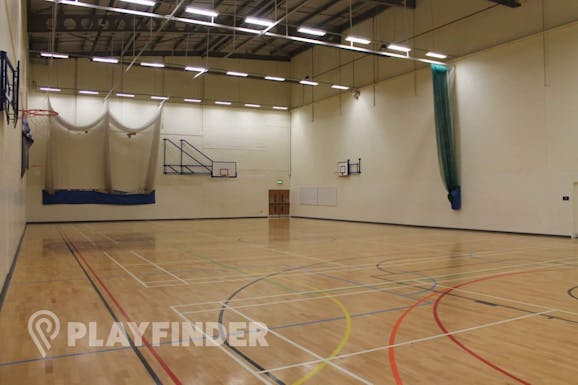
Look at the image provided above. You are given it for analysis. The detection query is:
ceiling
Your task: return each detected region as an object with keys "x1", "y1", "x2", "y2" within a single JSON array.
[{"x1": 27, "y1": 0, "x2": 419, "y2": 62}]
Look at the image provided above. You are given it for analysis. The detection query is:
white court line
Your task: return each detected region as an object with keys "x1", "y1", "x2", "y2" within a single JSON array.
[
  {"x1": 173, "y1": 256, "x2": 576, "y2": 309},
  {"x1": 178, "y1": 258, "x2": 576, "y2": 315},
  {"x1": 222, "y1": 302, "x2": 373, "y2": 385},
  {"x1": 194, "y1": 229, "x2": 349, "y2": 268},
  {"x1": 130, "y1": 251, "x2": 188, "y2": 285},
  {"x1": 171, "y1": 306, "x2": 274, "y2": 385},
  {"x1": 75, "y1": 228, "x2": 97, "y2": 247},
  {"x1": 160, "y1": 245, "x2": 562, "y2": 289},
  {"x1": 262, "y1": 310, "x2": 555, "y2": 374},
  {"x1": 152, "y1": 251, "x2": 527, "y2": 289},
  {"x1": 78, "y1": 225, "x2": 120, "y2": 245},
  {"x1": 103, "y1": 251, "x2": 149, "y2": 288}
]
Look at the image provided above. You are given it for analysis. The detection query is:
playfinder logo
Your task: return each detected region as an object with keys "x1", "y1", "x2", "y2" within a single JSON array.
[{"x1": 28, "y1": 310, "x2": 269, "y2": 357}]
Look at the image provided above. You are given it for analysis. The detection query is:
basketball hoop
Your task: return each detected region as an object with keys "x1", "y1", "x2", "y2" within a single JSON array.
[{"x1": 22, "y1": 109, "x2": 58, "y2": 118}]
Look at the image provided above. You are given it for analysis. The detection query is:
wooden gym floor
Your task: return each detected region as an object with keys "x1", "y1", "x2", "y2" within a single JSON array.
[{"x1": 0, "y1": 218, "x2": 577, "y2": 384}]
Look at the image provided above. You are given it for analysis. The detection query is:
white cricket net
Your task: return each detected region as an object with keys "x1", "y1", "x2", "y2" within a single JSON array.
[{"x1": 45, "y1": 98, "x2": 163, "y2": 194}]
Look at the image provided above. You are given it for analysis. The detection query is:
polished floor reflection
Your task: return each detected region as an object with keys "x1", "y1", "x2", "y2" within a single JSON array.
[{"x1": 1, "y1": 218, "x2": 577, "y2": 384}]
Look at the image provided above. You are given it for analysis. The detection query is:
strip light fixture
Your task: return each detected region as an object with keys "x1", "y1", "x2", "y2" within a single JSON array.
[
  {"x1": 331, "y1": 84, "x2": 349, "y2": 90},
  {"x1": 299, "y1": 80, "x2": 319, "y2": 86},
  {"x1": 245, "y1": 17, "x2": 274, "y2": 27},
  {"x1": 141, "y1": 62, "x2": 165, "y2": 68},
  {"x1": 185, "y1": 66, "x2": 207, "y2": 73},
  {"x1": 185, "y1": 7, "x2": 218, "y2": 17},
  {"x1": 426, "y1": 51, "x2": 448, "y2": 59},
  {"x1": 40, "y1": 52, "x2": 69, "y2": 59},
  {"x1": 273, "y1": 106, "x2": 288, "y2": 110},
  {"x1": 116, "y1": 93, "x2": 135, "y2": 98},
  {"x1": 184, "y1": 98, "x2": 202, "y2": 103},
  {"x1": 226, "y1": 71, "x2": 248, "y2": 77},
  {"x1": 119, "y1": 0, "x2": 155, "y2": 6},
  {"x1": 79, "y1": 90, "x2": 99, "y2": 95},
  {"x1": 151, "y1": 96, "x2": 168, "y2": 100},
  {"x1": 215, "y1": 101, "x2": 232, "y2": 105},
  {"x1": 387, "y1": 44, "x2": 411, "y2": 53},
  {"x1": 245, "y1": 103, "x2": 261, "y2": 108},
  {"x1": 39, "y1": 87, "x2": 61, "y2": 92},
  {"x1": 264, "y1": 76, "x2": 285, "y2": 82},
  {"x1": 346, "y1": 36, "x2": 371, "y2": 45},
  {"x1": 297, "y1": 27, "x2": 326, "y2": 37},
  {"x1": 92, "y1": 57, "x2": 119, "y2": 64}
]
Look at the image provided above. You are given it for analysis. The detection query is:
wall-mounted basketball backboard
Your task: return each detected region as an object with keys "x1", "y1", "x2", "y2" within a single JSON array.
[{"x1": 0, "y1": 50, "x2": 20, "y2": 125}]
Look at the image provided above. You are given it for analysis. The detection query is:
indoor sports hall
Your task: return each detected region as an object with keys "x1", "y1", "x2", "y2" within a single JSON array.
[{"x1": 1, "y1": 0, "x2": 577, "y2": 384}]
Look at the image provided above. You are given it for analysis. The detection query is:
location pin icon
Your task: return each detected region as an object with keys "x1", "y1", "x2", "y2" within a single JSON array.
[{"x1": 28, "y1": 310, "x2": 61, "y2": 358}]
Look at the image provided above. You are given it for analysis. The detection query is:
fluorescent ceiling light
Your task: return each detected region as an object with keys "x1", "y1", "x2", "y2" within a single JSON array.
[
  {"x1": 299, "y1": 80, "x2": 318, "y2": 86},
  {"x1": 39, "y1": 87, "x2": 61, "y2": 92},
  {"x1": 79, "y1": 90, "x2": 99, "y2": 95},
  {"x1": 40, "y1": 52, "x2": 69, "y2": 59},
  {"x1": 226, "y1": 71, "x2": 248, "y2": 77},
  {"x1": 426, "y1": 51, "x2": 448, "y2": 59},
  {"x1": 245, "y1": 17, "x2": 274, "y2": 27},
  {"x1": 184, "y1": 98, "x2": 202, "y2": 103},
  {"x1": 141, "y1": 62, "x2": 165, "y2": 68},
  {"x1": 119, "y1": 0, "x2": 155, "y2": 6},
  {"x1": 151, "y1": 96, "x2": 168, "y2": 100},
  {"x1": 185, "y1": 7, "x2": 218, "y2": 17},
  {"x1": 264, "y1": 76, "x2": 285, "y2": 82},
  {"x1": 297, "y1": 27, "x2": 326, "y2": 37},
  {"x1": 418, "y1": 58, "x2": 447, "y2": 66},
  {"x1": 331, "y1": 84, "x2": 350, "y2": 90},
  {"x1": 92, "y1": 57, "x2": 119, "y2": 64},
  {"x1": 245, "y1": 103, "x2": 261, "y2": 108},
  {"x1": 273, "y1": 106, "x2": 288, "y2": 110},
  {"x1": 387, "y1": 44, "x2": 411, "y2": 53},
  {"x1": 345, "y1": 36, "x2": 370, "y2": 45},
  {"x1": 215, "y1": 101, "x2": 232, "y2": 105},
  {"x1": 116, "y1": 93, "x2": 135, "y2": 98},
  {"x1": 185, "y1": 66, "x2": 207, "y2": 73}
]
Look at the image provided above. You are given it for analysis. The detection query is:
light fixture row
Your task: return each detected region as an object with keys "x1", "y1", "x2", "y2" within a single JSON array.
[
  {"x1": 37, "y1": 87, "x2": 290, "y2": 110},
  {"x1": 39, "y1": 52, "x2": 352, "y2": 91},
  {"x1": 46, "y1": 0, "x2": 450, "y2": 66},
  {"x1": 45, "y1": 0, "x2": 448, "y2": 61}
]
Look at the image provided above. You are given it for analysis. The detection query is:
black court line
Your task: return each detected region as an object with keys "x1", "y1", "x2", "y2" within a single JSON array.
[
  {"x1": 59, "y1": 229, "x2": 164, "y2": 385},
  {"x1": 217, "y1": 262, "x2": 327, "y2": 385},
  {"x1": 0, "y1": 225, "x2": 27, "y2": 312},
  {"x1": 568, "y1": 286, "x2": 578, "y2": 300}
]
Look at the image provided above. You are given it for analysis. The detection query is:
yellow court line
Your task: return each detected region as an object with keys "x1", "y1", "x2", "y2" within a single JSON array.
[{"x1": 290, "y1": 291, "x2": 352, "y2": 385}]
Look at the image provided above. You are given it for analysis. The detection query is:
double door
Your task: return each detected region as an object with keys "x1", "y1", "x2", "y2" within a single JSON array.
[{"x1": 269, "y1": 190, "x2": 290, "y2": 216}]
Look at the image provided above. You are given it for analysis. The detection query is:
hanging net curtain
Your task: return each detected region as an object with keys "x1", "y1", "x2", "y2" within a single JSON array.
[
  {"x1": 45, "y1": 98, "x2": 163, "y2": 196},
  {"x1": 431, "y1": 64, "x2": 461, "y2": 210}
]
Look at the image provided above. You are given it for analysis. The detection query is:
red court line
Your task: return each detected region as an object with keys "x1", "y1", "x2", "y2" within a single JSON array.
[
  {"x1": 388, "y1": 291, "x2": 439, "y2": 385},
  {"x1": 62, "y1": 231, "x2": 184, "y2": 385},
  {"x1": 388, "y1": 269, "x2": 561, "y2": 385},
  {"x1": 433, "y1": 278, "x2": 531, "y2": 385}
]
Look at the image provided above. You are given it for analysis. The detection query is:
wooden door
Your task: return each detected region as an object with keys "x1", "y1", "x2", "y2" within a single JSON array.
[{"x1": 269, "y1": 190, "x2": 290, "y2": 216}]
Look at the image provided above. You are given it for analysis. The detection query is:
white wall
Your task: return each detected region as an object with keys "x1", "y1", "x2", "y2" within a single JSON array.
[
  {"x1": 26, "y1": 57, "x2": 291, "y2": 222},
  {"x1": 0, "y1": 0, "x2": 28, "y2": 288},
  {"x1": 290, "y1": 19, "x2": 578, "y2": 236}
]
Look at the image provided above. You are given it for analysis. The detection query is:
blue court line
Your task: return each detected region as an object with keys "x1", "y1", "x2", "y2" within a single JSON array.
[{"x1": 0, "y1": 302, "x2": 429, "y2": 368}]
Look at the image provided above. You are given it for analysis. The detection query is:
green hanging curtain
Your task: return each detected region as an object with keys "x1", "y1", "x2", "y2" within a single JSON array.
[{"x1": 431, "y1": 64, "x2": 461, "y2": 210}]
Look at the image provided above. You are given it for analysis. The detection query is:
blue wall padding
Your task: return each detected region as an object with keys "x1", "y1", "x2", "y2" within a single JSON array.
[
  {"x1": 43, "y1": 190, "x2": 156, "y2": 205},
  {"x1": 448, "y1": 186, "x2": 461, "y2": 210}
]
